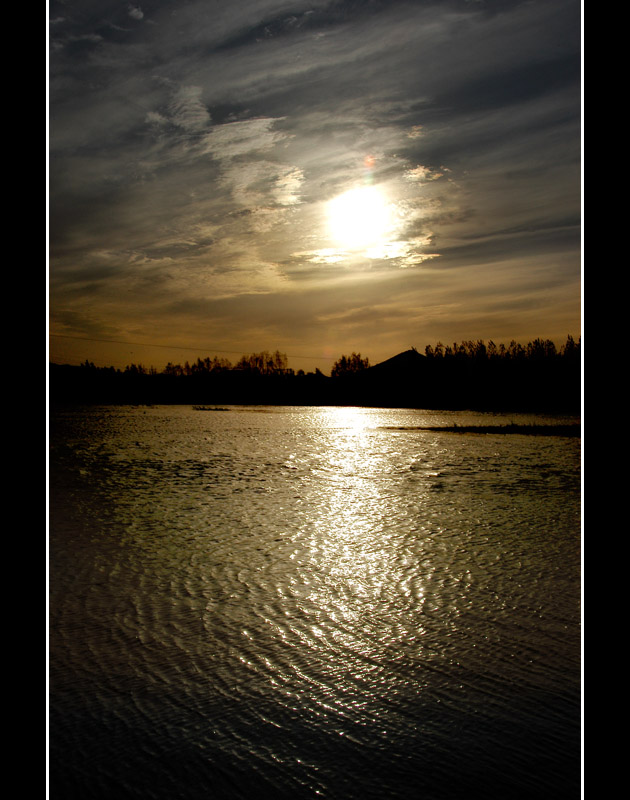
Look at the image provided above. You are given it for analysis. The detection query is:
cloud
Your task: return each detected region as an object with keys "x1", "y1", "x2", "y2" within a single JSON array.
[
  {"x1": 200, "y1": 117, "x2": 289, "y2": 161},
  {"x1": 168, "y1": 85, "x2": 212, "y2": 132},
  {"x1": 273, "y1": 167, "x2": 304, "y2": 206},
  {"x1": 404, "y1": 165, "x2": 443, "y2": 183},
  {"x1": 49, "y1": 0, "x2": 581, "y2": 369}
]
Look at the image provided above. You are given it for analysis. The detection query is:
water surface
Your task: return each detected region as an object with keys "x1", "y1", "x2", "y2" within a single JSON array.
[{"x1": 49, "y1": 406, "x2": 581, "y2": 799}]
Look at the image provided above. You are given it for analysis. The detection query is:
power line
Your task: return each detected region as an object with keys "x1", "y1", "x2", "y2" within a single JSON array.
[{"x1": 49, "y1": 333, "x2": 336, "y2": 360}]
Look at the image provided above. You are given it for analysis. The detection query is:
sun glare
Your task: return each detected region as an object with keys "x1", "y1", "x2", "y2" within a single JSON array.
[{"x1": 327, "y1": 186, "x2": 392, "y2": 250}]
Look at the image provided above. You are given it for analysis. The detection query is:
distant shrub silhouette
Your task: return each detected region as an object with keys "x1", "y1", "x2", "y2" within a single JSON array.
[
  {"x1": 50, "y1": 336, "x2": 580, "y2": 411},
  {"x1": 330, "y1": 352, "x2": 370, "y2": 377}
]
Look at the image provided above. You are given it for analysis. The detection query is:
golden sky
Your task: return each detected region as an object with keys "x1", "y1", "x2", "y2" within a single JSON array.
[{"x1": 49, "y1": 0, "x2": 581, "y2": 373}]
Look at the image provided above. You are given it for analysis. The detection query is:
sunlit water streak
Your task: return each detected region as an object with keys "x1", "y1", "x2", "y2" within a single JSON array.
[{"x1": 49, "y1": 406, "x2": 581, "y2": 799}]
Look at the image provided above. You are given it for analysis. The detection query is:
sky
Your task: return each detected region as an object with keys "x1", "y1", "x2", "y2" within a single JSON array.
[{"x1": 48, "y1": 0, "x2": 581, "y2": 374}]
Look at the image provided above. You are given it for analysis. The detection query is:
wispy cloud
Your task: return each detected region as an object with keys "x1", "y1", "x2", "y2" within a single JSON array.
[
  {"x1": 168, "y1": 85, "x2": 212, "y2": 132},
  {"x1": 49, "y1": 0, "x2": 581, "y2": 369},
  {"x1": 127, "y1": 5, "x2": 143, "y2": 22}
]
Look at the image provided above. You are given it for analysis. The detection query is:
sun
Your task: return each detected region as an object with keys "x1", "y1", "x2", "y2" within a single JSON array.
[{"x1": 327, "y1": 185, "x2": 392, "y2": 250}]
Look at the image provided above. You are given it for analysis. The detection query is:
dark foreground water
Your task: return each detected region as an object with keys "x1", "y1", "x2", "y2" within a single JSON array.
[{"x1": 49, "y1": 406, "x2": 581, "y2": 799}]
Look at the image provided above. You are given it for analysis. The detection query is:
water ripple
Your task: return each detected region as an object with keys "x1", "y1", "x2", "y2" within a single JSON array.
[{"x1": 50, "y1": 406, "x2": 581, "y2": 799}]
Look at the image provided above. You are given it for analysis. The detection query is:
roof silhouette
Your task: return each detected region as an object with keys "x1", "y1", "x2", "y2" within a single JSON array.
[{"x1": 369, "y1": 348, "x2": 426, "y2": 372}]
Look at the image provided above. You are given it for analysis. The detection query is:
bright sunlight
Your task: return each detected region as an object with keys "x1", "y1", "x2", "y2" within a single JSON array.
[{"x1": 327, "y1": 185, "x2": 392, "y2": 250}]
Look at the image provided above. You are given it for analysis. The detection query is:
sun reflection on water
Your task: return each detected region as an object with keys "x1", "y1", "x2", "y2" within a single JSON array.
[{"x1": 285, "y1": 407, "x2": 426, "y2": 682}]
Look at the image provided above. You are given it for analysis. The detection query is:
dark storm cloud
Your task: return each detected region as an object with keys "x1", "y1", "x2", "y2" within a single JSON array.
[{"x1": 49, "y1": 0, "x2": 581, "y2": 370}]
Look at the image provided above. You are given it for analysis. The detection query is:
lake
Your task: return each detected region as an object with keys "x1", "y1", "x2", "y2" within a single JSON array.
[{"x1": 49, "y1": 405, "x2": 581, "y2": 799}]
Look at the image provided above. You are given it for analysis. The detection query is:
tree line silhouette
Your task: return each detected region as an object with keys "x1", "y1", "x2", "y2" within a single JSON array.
[
  {"x1": 423, "y1": 336, "x2": 578, "y2": 362},
  {"x1": 50, "y1": 336, "x2": 580, "y2": 411}
]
